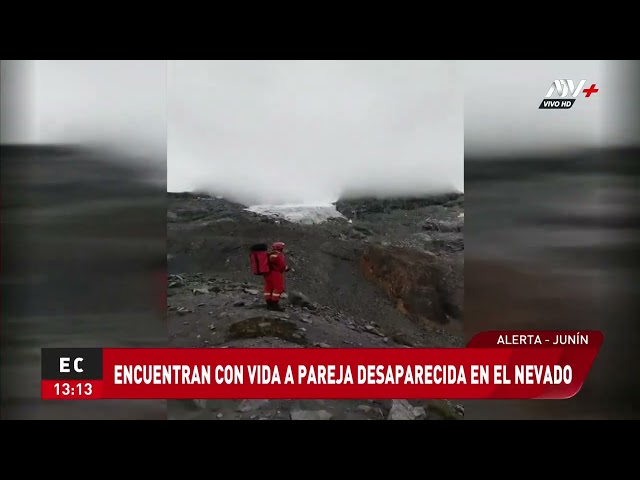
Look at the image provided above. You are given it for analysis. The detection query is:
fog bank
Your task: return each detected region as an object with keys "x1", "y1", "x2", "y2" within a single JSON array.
[{"x1": 168, "y1": 60, "x2": 463, "y2": 204}]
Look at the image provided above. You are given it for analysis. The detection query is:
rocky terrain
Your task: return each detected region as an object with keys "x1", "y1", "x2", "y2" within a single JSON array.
[{"x1": 167, "y1": 190, "x2": 465, "y2": 420}]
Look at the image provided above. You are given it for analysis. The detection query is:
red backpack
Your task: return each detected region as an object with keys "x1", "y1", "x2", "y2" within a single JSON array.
[{"x1": 250, "y1": 243, "x2": 271, "y2": 275}]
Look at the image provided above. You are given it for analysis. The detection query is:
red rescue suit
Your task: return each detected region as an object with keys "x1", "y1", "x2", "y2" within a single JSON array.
[{"x1": 263, "y1": 251, "x2": 287, "y2": 304}]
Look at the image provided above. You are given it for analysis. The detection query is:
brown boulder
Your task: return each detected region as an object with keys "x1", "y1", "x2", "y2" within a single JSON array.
[
  {"x1": 360, "y1": 245, "x2": 460, "y2": 326},
  {"x1": 227, "y1": 316, "x2": 308, "y2": 345}
]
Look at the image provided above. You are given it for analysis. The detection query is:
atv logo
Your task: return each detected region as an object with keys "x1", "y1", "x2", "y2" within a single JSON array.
[{"x1": 538, "y1": 80, "x2": 599, "y2": 110}]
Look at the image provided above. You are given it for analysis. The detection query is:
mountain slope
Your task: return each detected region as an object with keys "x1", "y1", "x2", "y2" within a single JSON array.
[{"x1": 167, "y1": 191, "x2": 465, "y2": 420}]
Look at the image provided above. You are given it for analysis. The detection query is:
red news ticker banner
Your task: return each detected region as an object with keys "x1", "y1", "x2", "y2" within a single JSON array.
[{"x1": 41, "y1": 330, "x2": 603, "y2": 400}]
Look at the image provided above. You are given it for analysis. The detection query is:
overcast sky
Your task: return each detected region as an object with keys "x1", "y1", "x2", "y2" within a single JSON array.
[
  {"x1": 2, "y1": 60, "x2": 634, "y2": 203},
  {"x1": 168, "y1": 60, "x2": 463, "y2": 204}
]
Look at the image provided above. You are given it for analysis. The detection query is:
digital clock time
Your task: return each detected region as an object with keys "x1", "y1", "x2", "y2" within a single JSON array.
[{"x1": 53, "y1": 382, "x2": 94, "y2": 396}]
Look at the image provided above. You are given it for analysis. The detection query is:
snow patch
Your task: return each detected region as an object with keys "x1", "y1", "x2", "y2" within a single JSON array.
[{"x1": 245, "y1": 204, "x2": 345, "y2": 225}]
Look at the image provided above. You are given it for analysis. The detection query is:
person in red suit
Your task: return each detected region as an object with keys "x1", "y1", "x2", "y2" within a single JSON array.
[{"x1": 263, "y1": 241, "x2": 289, "y2": 311}]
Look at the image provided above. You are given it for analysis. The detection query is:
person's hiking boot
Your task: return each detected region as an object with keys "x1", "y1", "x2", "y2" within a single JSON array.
[
  {"x1": 265, "y1": 301, "x2": 274, "y2": 310},
  {"x1": 270, "y1": 303, "x2": 285, "y2": 312}
]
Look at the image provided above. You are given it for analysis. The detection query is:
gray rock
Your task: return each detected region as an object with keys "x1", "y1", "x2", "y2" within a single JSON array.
[
  {"x1": 193, "y1": 399, "x2": 208, "y2": 409},
  {"x1": 353, "y1": 225, "x2": 374, "y2": 235},
  {"x1": 227, "y1": 316, "x2": 307, "y2": 345},
  {"x1": 412, "y1": 406, "x2": 427, "y2": 419},
  {"x1": 388, "y1": 399, "x2": 425, "y2": 420},
  {"x1": 364, "y1": 324, "x2": 385, "y2": 336},
  {"x1": 288, "y1": 291, "x2": 316, "y2": 310},
  {"x1": 244, "y1": 288, "x2": 259, "y2": 295},
  {"x1": 422, "y1": 218, "x2": 463, "y2": 233},
  {"x1": 290, "y1": 409, "x2": 333, "y2": 420},
  {"x1": 425, "y1": 400, "x2": 463, "y2": 420},
  {"x1": 237, "y1": 399, "x2": 270, "y2": 413}
]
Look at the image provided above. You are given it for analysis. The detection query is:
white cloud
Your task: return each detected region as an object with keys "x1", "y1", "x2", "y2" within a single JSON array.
[{"x1": 168, "y1": 60, "x2": 463, "y2": 203}]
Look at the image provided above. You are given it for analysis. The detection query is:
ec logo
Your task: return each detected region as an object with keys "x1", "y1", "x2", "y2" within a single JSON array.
[
  {"x1": 59, "y1": 357, "x2": 84, "y2": 373},
  {"x1": 41, "y1": 348, "x2": 103, "y2": 381}
]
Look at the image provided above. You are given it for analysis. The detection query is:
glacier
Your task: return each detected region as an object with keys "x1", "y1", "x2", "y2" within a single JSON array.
[{"x1": 245, "y1": 204, "x2": 345, "y2": 225}]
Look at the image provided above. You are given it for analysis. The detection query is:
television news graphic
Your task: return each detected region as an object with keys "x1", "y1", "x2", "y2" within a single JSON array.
[
  {"x1": 41, "y1": 331, "x2": 602, "y2": 400},
  {"x1": 41, "y1": 348, "x2": 104, "y2": 399},
  {"x1": 538, "y1": 80, "x2": 599, "y2": 110}
]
